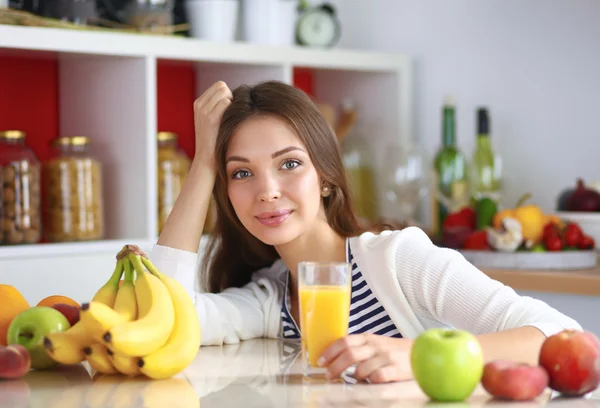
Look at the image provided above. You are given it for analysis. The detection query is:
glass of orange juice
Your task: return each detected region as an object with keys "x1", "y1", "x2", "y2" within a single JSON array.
[{"x1": 298, "y1": 261, "x2": 352, "y2": 378}]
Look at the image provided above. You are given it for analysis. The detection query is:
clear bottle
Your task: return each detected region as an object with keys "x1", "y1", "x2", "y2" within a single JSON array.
[
  {"x1": 44, "y1": 136, "x2": 105, "y2": 242},
  {"x1": 0, "y1": 130, "x2": 42, "y2": 245},
  {"x1": 340, "y1": 102, "x2": 379, "y2": 223},
  {"x1": 431, "y1": 98, "x2": 469, "y2": 236},
  {"x1": 470, "y1": 107, "x2": 502, "y2": 204}
]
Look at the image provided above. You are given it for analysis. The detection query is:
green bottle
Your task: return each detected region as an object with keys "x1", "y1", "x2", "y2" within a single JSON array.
[
  {"x1": 431, "y1": 98, "x2": 469, "y2": 236},
  {"x1": 471, "y1": 107, "x2": 502, "y2": 202}
]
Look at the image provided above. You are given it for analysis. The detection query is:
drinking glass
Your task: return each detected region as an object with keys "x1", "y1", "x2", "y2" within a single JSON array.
[
  {"x1": 384, "y1": 142, "x2": 430, "y2": 225},
  {"x1": 298, "y1": 261, "x2": 352, "y2": 378}
]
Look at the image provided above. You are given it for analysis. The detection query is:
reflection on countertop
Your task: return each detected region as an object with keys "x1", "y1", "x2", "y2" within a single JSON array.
[{"x1": 1, "y1": 339, "x2": 599, "y2": 408}]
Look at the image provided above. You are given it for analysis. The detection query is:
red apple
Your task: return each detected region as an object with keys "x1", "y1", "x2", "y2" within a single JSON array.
[
  {"x1": 539, "y1": 329, "x2": 600, "y2": 396},
  {"x1": 0, "y1": 344, "x2": 31, "y2": 379},
  {"x1": 481, "y1": 360, "x2": 548, "y2": 401},
  {"x1": 50, "y1": 303, "x2": 80, "y2": 327}
]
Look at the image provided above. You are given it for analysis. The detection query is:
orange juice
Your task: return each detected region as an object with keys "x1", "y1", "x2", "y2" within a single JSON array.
[{"x1": 299, "y1": 285, "x2": 351, "y2": 367}]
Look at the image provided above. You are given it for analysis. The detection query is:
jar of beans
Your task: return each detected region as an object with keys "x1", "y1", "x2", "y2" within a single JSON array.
[
  {"x1": 44, "y1": 136, "x2": 105, "y2": 242},
  {"x1": 0, "y1": 130, "x2": 42, "y2": 245}
]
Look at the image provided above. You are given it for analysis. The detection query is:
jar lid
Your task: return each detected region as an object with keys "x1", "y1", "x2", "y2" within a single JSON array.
[
  {"x1": 0, "y1": 130, "x2": 26, "y2": 140},
  {"x1": 71, "y1": 136, "x2": 91, "y2": 146},
  {"x1": 157, "y1": 131, "x2": 177, "y2": 142},
  {"x1": 51, "y1": 136, "x2": 71, "y2": 146}
]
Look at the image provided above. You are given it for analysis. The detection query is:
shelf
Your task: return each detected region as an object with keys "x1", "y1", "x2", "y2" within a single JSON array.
[
  {"x1": 0, "y1": 24, "x2": 413, "y2": 277},
  {"x1": 0, "y1": 52, "x2": 155, "y2": 242},
  {"x1": 0, "y1": 25, "x2": 409, "y2": 73},
  {"x1": 156, "y1": 59, "x2": 289, "y2": 159},
  {"x1": 0, "y1": 239, "x2": 154, "y2": 260}
]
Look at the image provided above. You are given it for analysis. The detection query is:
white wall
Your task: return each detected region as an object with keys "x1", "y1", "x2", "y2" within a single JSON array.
[
  {"x1": 319, "y1": 0, "x2": 600, "y2": 335},
  {"x1": 328, "y1": 0, "x2": 600, "y2": 221}
]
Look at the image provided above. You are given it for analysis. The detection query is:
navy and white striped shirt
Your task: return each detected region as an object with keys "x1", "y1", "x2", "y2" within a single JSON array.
[{"x1": 281, "y1": 240, "x2": 403, "y2": 339}]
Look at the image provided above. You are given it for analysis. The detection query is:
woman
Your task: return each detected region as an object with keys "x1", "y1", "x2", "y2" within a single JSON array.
[{"x1": 151, "y1": 80, "x2": 581, "y2": 384}]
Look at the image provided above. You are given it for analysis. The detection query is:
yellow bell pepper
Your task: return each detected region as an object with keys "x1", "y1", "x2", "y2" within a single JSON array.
[
  {"x1": 492, "y1": 194, "x2": 549, "y2": 243},
  {"x1": 545, "y1": 214, "x2": 564, "y2": 229},
  {"x1": 493, "y1": 209, "x2": 514, "y2": 229}
]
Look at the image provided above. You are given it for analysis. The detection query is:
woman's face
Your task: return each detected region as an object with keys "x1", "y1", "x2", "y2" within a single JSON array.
[{"x1": 225, "y1": 115, "x2": 325, "y2": 246}]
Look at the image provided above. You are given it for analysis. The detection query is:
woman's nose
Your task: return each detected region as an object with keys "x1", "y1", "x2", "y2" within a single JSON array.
[{"x1": 257, "y1": 175, "x2": 281, "y2": 202}]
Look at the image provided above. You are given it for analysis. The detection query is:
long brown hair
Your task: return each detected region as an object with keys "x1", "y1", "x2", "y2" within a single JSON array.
[{"x1": 201, "y1": 81, "x2": 365, "y2": 293}]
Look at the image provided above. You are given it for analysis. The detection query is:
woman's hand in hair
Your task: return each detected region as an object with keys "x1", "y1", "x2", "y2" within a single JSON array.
[
  {"x1": 193, "y1": 81, "x2": 233, "y2": 166},
  {"x1": 318, "y1": 334, "x2": 414, "y2": 383}
]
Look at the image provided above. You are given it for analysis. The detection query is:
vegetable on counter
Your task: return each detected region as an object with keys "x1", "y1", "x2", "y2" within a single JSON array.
[
  {"x1": 563, "y1": 223, "x2": 583, "y2": 247},
  {"x1": 475, "y1": 197, "x2": 497, "y2": 230},
  {"x1": 443, "y1": 207, "x2": 476, "y2": 230},
  {"x1": 542, "y1": 221, "x2": 595, "y2": 251},
  {"x1": 439, "y1": 190, "x2": 594, "y2": 253},
  {"x1": 463, "y1": 230, "x2": 490, "y2": 250},
  {"x1": 492, "y1": 193, "x2": 561, "y2": 244},
  {"x1": 565, "y1": 178, "x2": 600, "y2": 212},
  {"x1": 486, "y1": 217, "x2": 523, "y2": 252}
]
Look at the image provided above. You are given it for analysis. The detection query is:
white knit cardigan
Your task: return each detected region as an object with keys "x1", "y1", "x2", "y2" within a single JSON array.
[{"x1": 149, "y1": 227, "x2": 582, "y2": 346}]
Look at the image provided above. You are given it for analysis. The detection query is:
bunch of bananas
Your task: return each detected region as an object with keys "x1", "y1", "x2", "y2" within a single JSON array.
[{"x1": 43, "y1": 245, "x2": 201, "y2": 380}]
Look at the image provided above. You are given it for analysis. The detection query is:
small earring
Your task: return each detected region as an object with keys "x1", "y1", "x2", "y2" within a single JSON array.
[{"x1": 321, "y1": 185, "x2": 331, "y2": 197}]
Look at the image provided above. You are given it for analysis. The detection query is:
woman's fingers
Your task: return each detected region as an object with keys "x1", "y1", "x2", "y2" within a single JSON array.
[
  {"x1": 192, "y1": 80, "x2": 232, "y2": 160},
  {"x1": 366, "y1": 363, "x2": 404, "y2": 384},
  {"x1": 318, "y1": 335, "x2": 368, "y2": 368},
  {"x1": 205, "y1": 82, "x2": 233, "y2": 114},
  {"x1": 320, "y1": 334, "x2": 413, "y2": 383},
  {"x1": 210, "y1": 96, "x2": 233, "y2": 123},
  {"x1": 354, "y1": 351, "x2": 406, "y2": 383},
  {"x1": 195, "y1": 80, "x2": 229, "y2": 108},
  {"x1": 325, "y1": 343, "x2": 375, "y2": 379}
]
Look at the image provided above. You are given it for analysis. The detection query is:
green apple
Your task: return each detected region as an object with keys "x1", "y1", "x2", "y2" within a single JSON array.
[
  {"x1": 410, "y1": 328, "x2": 484, "y2": 402},
  {"x1": 6, "y1": 307, "x2": 71, "y2": 370}
]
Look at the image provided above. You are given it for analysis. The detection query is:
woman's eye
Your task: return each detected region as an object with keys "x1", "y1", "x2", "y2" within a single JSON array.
[
  {"x1": 282, "y1": 160, "x2": 301, "y2": 170},
  {"x1": 232, "y1": 170, "x2": 251, "y2": 179}
]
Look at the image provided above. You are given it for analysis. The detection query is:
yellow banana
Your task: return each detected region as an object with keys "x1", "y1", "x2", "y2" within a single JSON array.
[
  {"x1": 107, "y1": 348, "x2": 140, "y2": 376},
  {"x1": 43, "y1": 321, "x2": 90, "y2": 365},
  {"x1": 90, "y1": 258, "x2": 125, "y2": 307},
  {"x1": 80, "y1": 302, "x2": 130, "y2": 343},
  {"x1": 43, "y1": 259, "x2": 124, "y2": 365},
  {"x1": 112, "y1": 257, "x2": 138, "y2": 321},
  {"x1": 84, "y1": 343, "x2": 117, "y2": 375},
  {"x1": 80, "y1": 259, "x2": 138, "y2": 342},
  {"x1": 102, "y1": 254, "x2": 175, "y2": 357},
  {"x1": 137, "y1": 256, "x2": 201, "y2": 379}
]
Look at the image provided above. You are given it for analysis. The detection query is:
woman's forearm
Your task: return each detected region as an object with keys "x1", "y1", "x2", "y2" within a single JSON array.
[
  {"x1": 476, "y1": 326, "x2": 547, "y2": 366},
  {"x1": 157, "y1": 159, "x2": 216, "y2": 253}
]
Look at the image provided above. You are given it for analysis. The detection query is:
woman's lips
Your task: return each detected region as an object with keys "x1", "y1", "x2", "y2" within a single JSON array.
[{"x1": 256, "y1": 210, "x2": 293, "y2": 227}]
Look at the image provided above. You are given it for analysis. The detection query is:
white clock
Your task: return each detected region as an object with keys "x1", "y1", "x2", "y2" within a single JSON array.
[{"x1": 295, "y1": 3, "x2": 341, "y2": 48}]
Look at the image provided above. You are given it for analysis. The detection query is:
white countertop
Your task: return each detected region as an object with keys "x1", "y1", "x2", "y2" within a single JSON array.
[{"x1": 2, "y1": 338, "x2": 599, "y2": 407}]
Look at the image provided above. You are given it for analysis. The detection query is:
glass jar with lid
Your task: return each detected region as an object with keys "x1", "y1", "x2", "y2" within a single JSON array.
[
  {"x1": 124, "y1": 0, "x2": 174, "y2": 32},
  {"x1": 157, "y1": 131, "x2": 190, "y2": 233},
  {"x1": 44, "y1": 136, "x2": 105, "y2": 242},
  {"x1": 0, "y1": 130, "x2": 42, "y2": 245}
]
